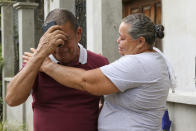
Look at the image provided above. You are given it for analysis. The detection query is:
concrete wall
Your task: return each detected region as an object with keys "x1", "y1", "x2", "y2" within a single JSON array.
[
  {"x1": 44, "y1": 0, "x2": 75, "y2": 18},
  {"x1": 167, "y1": 102, "x2": 196, "y2": 131},
  {"x1": 162, "y1": 0, "x2": 196, "y2": 130},
  {"x1": 102, "y1": 0, "x2": 121, "y2": 62},
  {"x1": 86, "y1": 0, "x2": 102, "y2": 54},
  {"x1": 162, "y1": 0, "x2": 196, "y2": 91},
  {"x1": 86, "y1": 0, "x2": 121, "y2": 62}
]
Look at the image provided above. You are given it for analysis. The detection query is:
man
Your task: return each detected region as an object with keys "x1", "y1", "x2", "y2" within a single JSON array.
[{"x1": 6, "y1": 9, "x2": 109, "y2": 131}]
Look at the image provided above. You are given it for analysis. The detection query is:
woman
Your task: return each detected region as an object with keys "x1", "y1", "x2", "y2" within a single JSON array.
[{"x1": 24, "y1": 13, "x2": 173, "y2": 131}]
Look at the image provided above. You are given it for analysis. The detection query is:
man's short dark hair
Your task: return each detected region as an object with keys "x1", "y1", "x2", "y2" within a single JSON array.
[{"x1": 44, "y1": 8, "x2": 78, "y2": 32}]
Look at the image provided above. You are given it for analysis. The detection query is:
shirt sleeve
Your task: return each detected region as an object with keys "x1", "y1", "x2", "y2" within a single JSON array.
[{"x1": 100, "y1": 55, "x2": 151, "y2": 92}]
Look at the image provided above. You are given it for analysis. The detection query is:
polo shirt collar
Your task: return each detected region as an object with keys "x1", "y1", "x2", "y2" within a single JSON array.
[{"x1": 49, "y1": 43, "x2": 87, "y2": 65}]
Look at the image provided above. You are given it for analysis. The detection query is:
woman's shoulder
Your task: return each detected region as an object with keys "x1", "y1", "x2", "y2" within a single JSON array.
[
  {"x1": 121, "y1": 52, "x2": 166, "y2": 79},
  {"x1": 135, "y1": 52, "x2": 164, "y2": 66},
  {"x1": 116, "y1": 53, "x2": 150, "y2": 67}
]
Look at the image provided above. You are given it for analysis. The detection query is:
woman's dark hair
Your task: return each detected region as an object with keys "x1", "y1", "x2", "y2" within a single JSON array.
[
  {"x1": 44, "y1": 8, "x2": 78, "y2": 32},
  {"x1": 122, "y1": 13, "x2": 164, "y2": 45}
]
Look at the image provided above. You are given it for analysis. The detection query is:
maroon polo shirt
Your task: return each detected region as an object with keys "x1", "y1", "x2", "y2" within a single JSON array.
[{"x1": 32, "y1": 50, "x2": 109, "y2": 131}]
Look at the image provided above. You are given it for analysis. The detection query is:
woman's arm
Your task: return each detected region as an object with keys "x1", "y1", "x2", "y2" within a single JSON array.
[{"x1": 42, "y1": 58, "x2": 119, "y2": 96}]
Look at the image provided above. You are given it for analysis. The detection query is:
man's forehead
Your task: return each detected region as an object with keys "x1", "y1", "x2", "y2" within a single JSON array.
[
  {"x1": 60, "y1": 22, "x2": 72, "y2": 28},
  {"x1": 60, "y1": 22, "x2": 75, "y2": 32}
]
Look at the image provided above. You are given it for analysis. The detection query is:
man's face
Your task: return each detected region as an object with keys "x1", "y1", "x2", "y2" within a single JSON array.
[{"x1": 52, "y1": 22, "x2": 82, "y2": 65}]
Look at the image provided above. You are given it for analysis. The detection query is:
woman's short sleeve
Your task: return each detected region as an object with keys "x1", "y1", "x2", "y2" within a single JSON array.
[{"x1": 100, "y1": 55, "x2": 154, "y2": 92}]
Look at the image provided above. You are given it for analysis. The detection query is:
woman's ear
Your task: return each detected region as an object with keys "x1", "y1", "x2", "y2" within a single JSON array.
[
  {"x1": 138, "y1": 36, "x2": 146, "y2": 44},
  {"x1": 135, "y1": 37, "x2": 146, "y2": 53},
  {"x1": 76, "y1": 27, "x2": 82, "y2": 42}
]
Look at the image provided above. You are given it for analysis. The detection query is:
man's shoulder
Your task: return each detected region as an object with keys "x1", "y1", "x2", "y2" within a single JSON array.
[
  {"x1": 87, "y1": 50, "x2": 107, "y2": 59},
  {"x1": 87, "y1": 50, "x2": 109, "y2": 66}
]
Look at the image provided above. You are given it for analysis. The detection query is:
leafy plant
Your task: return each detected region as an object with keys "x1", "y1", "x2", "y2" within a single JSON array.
[
  {"x1": 0, "y1": 0, "x2": 12, "y2": 2},
  {"x1": 0, "y1": 120, "x2": 27, "y2": 131}
]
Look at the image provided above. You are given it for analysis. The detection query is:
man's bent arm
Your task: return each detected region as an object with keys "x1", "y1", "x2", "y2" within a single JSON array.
[
  {"x1": 6, "y1": 53, "x2": 45, "y2": 106},
  {"x1": 6, "y1": 25, "x2": 67, "y2": 106}
]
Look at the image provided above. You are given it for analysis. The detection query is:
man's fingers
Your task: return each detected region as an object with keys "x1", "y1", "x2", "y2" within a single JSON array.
[
  {"x1": 52, "y1": 30, "x2": 69, "y2": 41},
  {"x1": 44, "y1": 30, "x2": 68, "y2": 48},
  {"x1": 55, "y1": 39, "x2": 65, "y2": 47},
  {"x1": 54, "y1": 34, "x2": 68, "y2": 47},
  {"x1": 47, "y1": 25, "x2": 62, "y2": 33},
  {"x1": 47, "y1": 26, "x2": 70, "y2": 41},
  {"x1": 37, "y1": 25, "x2": 68, "y2": 56},
  {"x1": 55, "y1": 33, "x2": 68, "y2": 41}
]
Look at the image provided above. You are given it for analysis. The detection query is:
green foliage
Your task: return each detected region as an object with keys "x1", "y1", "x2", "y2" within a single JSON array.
[
  {"x1": 0, "y1": 45, "x2": 3, "y2": 122},
  {"x1": 0, "y1": 0, "x2": 12, "y2": 2},
  {"x1": 0, "y1": 15, "x2": 3, "y2": 130},
  {"x1": 0, "y1": 46, "x2": 3, "y2": 72},
  {"x1": 0, "y1": 97, "x2": 2, "y2": 105},
  {"x1": 0, "y1": 123, "x2": 2, "y2": 131},
  {"x1": 0, "y1": 121, "x2": 27, "y2": 131}
]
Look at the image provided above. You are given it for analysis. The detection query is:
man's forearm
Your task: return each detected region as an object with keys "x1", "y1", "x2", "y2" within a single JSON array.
[
  {"x1": 6, "y1": 53, "x2": 45, "y2": 106},
  {"x1": 6, "y1": 25, "x2": 69, "y2": 106}
]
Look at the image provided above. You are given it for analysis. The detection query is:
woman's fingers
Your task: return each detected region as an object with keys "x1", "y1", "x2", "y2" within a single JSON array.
[
  {"x1": 22, "y1": 55, "x2": 30, "y2": 64},
  {"x1": 24, "y1": 52, "x2": 33, "y2": 57},
  {"x1": 22, "y1": 49, "x2": 35, "y2": 63},
  {"x1": 30, "y1": 48, "x2": 36, "y2": 53},
  {"x1": 22, "y1": 55, "x2": 29, "y2": 59}
]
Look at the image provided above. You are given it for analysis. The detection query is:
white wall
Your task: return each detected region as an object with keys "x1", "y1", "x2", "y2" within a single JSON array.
[
  {"x1": 167, "y1": 103, "x2": 196, "y2": 131},
  {"x1": 162, "y1": 0, "x2": 196, "y2": 91},
  {"x1": 87, "y1": 0, "x2": 121, "y2": 62},
  {"x1": 162, "y1": 0, "x2": 196, "y2": 130},
  {"x1": 44, "y1": 0, "x2": 75, "y2": 19},
  {"x1": 86, "y1": 0, "x2": 102, "y2": 54}
]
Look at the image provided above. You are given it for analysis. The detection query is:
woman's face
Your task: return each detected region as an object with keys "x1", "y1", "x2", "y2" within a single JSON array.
[{"x1": 117, "y1": 22, "x2": 139, "y2": 56}]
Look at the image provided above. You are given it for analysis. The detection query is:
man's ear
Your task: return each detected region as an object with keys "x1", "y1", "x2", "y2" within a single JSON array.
[{"x1": 76, "y1": 27, "x2": 82, "y2": 42}]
